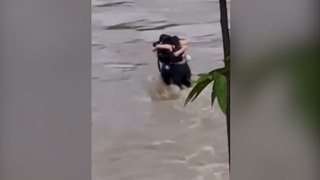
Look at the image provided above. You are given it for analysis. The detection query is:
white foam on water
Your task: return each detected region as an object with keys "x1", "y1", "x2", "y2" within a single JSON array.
[
  {"x1": 151, "y1": 140, "x2": 176, "y2": 146},
  {"x1": 185, "y1": 146, "x2": 216, "y2": 164},
  {"x1": 103, "y1": 63, "x2": 136, "y2": 69},
  {"x1": 190, "y1": 163, "x2": 229, "y2": 180},
  {"x1": 188, "y1": 117, "x2": 202, "y2": 129}
]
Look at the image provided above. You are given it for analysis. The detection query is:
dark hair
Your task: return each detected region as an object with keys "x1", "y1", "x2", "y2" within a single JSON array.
[
  {"x1": 159, "y1": 34, "x2": 172, "y2": 44},
  {"x1": 171, "y1": 36, "x2": 181, "y2": 50},
  {"x1": 153, "y1": 34, "x2": 172, "y2": 47},
  {"x1": 170, "y1": 36, "x2": 183, "y2": 62}
]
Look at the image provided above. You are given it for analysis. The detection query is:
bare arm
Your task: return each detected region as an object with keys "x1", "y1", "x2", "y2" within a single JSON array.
[
  {"x1": 173, "y1": 45, "x2": 188, "y2": 56},
  {"x1": 179, "y1": 37, "x2": 189, "y2": 46},
  {"x1": 152, "y1": 44, "x2": 173, "y2": 52}
]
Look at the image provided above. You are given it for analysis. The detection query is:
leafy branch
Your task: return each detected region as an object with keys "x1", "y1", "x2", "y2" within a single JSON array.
[
  {"x1": 184, "y1": 68, "x2": 227, "y2": 114},
  {"x1": 184, "y1": 0, "x2": 230, "y2": 166}
]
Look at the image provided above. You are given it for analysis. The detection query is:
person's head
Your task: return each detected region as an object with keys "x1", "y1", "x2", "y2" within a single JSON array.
[
  {"x1": 153, "y1": 34, "x2": 175, "y2": 64},
  {"x1": 171, "y1": 36, "x2": 181, "y2": 50},
  {"x1": 153, "y1": 34, "x2": 171, "y2": 47},
  {"x1": 159, "y1": 34, "x2": 172, "y2": 44}
]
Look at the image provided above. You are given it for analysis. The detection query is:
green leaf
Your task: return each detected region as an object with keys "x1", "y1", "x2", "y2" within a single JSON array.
[
  {"x1": 184, "y1": 77, "x2": 213, "y2": 106},
  {"x1": 213, "y1": 72, "x2": 227, "y2": 114},
  {"x1": 197, "y1": 73, "x2": 209, "y2": 77},
  {"x1": 190, "y1": 80, "x2": 211, "y2": 102},
  {"x1": 185, "y1": 68, "x2": 228, "y2": 114},
  {"x1": 211, "y1": 83, "x2": 216, "y2": 106},
  {"x1": 208, "y1": 68, "x2": 225, "y2": 75},
  {"x1": 197, "y1": 74, "x2": 213, "y2": 83}
]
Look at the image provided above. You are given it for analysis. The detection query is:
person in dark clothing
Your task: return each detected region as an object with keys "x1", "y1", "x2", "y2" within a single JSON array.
[{"x1": 152, "y1": 34, "x2": 192, "y2": 89}]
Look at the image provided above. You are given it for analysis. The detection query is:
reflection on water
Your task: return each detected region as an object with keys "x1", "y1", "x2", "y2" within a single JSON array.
[{"x1": 92, "y1": 0, "x2": 229, "y2": 179}]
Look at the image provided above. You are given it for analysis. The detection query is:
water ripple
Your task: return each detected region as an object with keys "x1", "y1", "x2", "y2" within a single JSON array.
[
  {"x1": 93, "y1": 1, "x2": 133, "y2": 8},
  {"x1": 104, "y1": 19, "x2": 189, "y2": 31},
  {"x1": 92, "y1": 43, "x2": 106, "y2": 50},
  {"x1": 103, "y1": 62, "x2": 148, "y2": 72},
  {"x1": 137, "y1": 23, "x2": 181, "y2": 31}
]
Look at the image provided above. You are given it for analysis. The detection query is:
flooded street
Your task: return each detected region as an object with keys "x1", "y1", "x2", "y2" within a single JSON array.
[{"x1": 92, "y1": 0, "x2": 229, "y2": 179}]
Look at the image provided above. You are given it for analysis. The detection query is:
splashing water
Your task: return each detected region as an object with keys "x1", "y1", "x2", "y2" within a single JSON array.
[{"x1": 146, "y1": 74, "x2": 198, "y2": 101}]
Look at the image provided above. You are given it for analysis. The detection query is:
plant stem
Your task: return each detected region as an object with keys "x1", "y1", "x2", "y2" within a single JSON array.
[
  {"x1": 219, "y1": 0, "x2": 230, "y2": 167},
  {"x1": 219, "y1": 0, "x2": 230, "y2": 59}
]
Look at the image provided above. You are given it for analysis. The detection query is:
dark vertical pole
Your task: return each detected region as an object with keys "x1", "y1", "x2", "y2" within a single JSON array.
[
  {"x1": 219, "y1": 0, "x2": 230, "y2": 58},
  {"x1": 219, "y1": 0, "x2": 230, "y2": 168}
]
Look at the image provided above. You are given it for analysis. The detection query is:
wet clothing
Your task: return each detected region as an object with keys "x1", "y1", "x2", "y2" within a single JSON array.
[
  {"x1": 161, "y1": 60, "x2": 191, "y2": 88},
  {"x1": 171, "y1": 61, "x2": 192, "y2": 88}
]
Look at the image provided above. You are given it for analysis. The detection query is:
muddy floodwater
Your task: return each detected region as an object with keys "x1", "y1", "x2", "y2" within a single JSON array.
[{"x1": 92, "y1": 0, "x2": 229, "y2": 179}]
